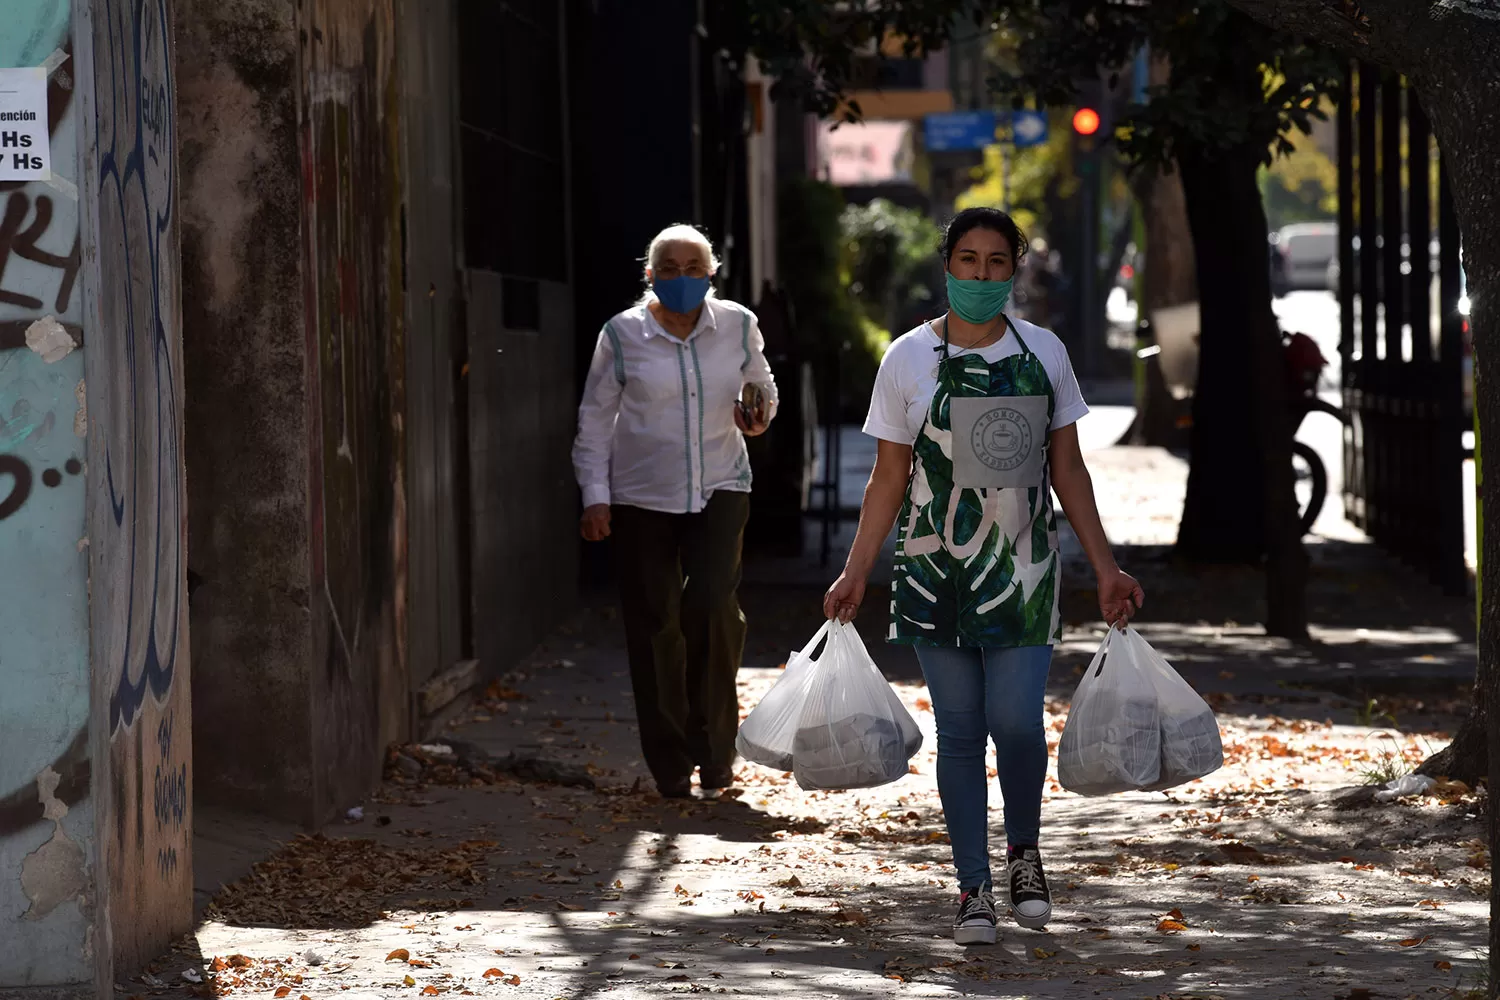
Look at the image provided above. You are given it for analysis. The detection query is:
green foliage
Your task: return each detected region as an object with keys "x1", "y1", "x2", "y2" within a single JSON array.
[
  {"x1": 777, "y1": 177, "x2": 862, "y2": 362},
  {"x1": 836, "y1": 199, "x2": 943, "y2": 417},
  {"x1": 1259, "y1": 107, "x2": 1339, "y2": 229},
  {"x1": 776, "y1": 178, "x2": 882, "y2": 419},
  {"x1": 986, "y1": 2, "x2": 1342, "y2": 171},
  {"x1": 954, "y1": 110, "x2": 1077, "y2": 235},
  {"x1": 839, "y1": 198, "x2": 943, "y2": 334},
  {"x1": 723, "y1": 1, "x2": 1342, "y2": 173},
  {"x1": 1358, "y1": 732, "x2": 1412, "y2": 786},
  {"x1": 712, "y1": 1, "x2": 976, "y2": 119}
]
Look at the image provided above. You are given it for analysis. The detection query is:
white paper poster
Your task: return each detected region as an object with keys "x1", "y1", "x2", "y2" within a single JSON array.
[{"x1": 0, "y1": 67, "x2": 50, "y2": 181}]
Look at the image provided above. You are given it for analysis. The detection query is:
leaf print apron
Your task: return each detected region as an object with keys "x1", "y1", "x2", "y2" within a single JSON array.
[{"x1": 889, "y1": 316, "x2": 1061, "y2": 648}]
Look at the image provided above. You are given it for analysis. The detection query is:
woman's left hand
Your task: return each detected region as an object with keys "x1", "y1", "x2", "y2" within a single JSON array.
[
  {"x1": 1097, "y1": 567, "x2": 1145, "y2": 629},
  {"x1": 734, "y1": 405, "x2": 769, "y2": 437}
]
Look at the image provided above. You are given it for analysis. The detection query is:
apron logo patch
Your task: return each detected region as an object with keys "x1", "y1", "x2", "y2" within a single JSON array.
[{"x1": 971, "y1": 406, "x2": 1033, "y2": 472}]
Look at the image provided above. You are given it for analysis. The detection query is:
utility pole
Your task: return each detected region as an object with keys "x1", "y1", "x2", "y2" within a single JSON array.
[{"x1": 1073, "y1": 107, "x2": 1102, "y2": 379}]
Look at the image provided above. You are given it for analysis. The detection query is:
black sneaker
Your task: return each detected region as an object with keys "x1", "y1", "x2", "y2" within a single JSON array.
[
  {"x1": 953, "y1": 886, "x2": 997, "y2": 945},
  {"x1": 1007, "y1": 846, "x2": 1052, "y2": 929}
]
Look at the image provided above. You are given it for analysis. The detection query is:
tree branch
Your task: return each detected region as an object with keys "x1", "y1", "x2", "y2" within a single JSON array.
[{"x1": 1215, "y1": 0, "x2": 1427, "y2": 75}]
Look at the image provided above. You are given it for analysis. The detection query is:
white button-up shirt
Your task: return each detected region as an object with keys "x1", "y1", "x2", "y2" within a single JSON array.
[{"x1": 572, "y1": 295, "x2": 779, "y2": 515}]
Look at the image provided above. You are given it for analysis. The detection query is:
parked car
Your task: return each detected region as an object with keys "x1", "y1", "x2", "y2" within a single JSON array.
[{"x1": 1269, "y1": 222, "x2": 1337, "y2": 292}]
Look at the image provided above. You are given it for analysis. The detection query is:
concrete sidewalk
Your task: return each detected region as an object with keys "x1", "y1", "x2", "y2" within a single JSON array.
[
  {"x1": 149, "y1": 439, "x2": 1482, "y2": 1000},
  {"x1": 149, "y1": 580, "x2": 1483, "y2": 1000}
]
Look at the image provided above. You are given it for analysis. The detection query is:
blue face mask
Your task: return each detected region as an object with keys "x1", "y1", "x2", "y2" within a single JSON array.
[
  {"x1": 654, "y1": 275, "x2": 711, "y2": 314},
  {"x1": 945, "y1": 271, "x2": 1013, "y2": 324}
]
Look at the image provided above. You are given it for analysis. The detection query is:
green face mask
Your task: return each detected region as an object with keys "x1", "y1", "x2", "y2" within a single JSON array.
[{"x1": 945, "y1": 271, "x2": 1014, "y2": 324}]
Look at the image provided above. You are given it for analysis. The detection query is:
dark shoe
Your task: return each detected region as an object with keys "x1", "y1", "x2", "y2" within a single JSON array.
[
  {"x1": 1007, "y1": 846, "x2": 1052, "y2": 929},
  {"x1": 699, "y1": 765, "x2": 735, "y2": 793},
  {"x1": 657, "y1": 776, "x2": 694, "y2": 799},
  {"x1": 953, "y1": 886, "x2": 997, "y2": 945}
]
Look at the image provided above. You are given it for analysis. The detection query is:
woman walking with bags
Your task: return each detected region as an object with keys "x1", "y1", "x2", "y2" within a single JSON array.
[
  {"x1": 573, "y1": 224, "x2": 777, "y2": 801},
  {"x1": 823, "y1": 208, "x2": 1144, "y2": 944}
]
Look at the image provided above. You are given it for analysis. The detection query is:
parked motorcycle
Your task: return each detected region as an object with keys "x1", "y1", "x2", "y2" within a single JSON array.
[{"x1": 1284, "y1": 331, "x2": 1348, "y2": 535}]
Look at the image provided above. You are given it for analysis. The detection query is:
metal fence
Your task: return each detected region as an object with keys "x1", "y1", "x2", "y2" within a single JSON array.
[{"x1": 1337, "y1": 63, "x2": 1468, "y2": 595}]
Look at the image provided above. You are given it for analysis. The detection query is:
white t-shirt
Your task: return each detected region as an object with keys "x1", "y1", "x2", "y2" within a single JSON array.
[{"x1": 863, "y1": 317, "x2": 1088, "y2": 445}]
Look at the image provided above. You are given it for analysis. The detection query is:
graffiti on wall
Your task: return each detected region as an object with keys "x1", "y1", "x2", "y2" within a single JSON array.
[
  {"x1": 79, "y1": 0, "x2": 192, "y2": 967},
  {"x1": 0, "y1": 1, "x2": 96, "y2": 984},
  {"x1": 91, "y1": 0, "x2": 184, "y2": 736}
]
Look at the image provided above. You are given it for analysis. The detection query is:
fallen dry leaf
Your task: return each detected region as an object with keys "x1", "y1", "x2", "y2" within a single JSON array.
[
  {"x1": 274, "y1": 990, "x2": 291, "y2": 999},
  {"x1": 483, "y1": 969, "x2": 504, "y2": 978},
  {"x1": 1157, "y1": 919, "x2": 1188, "y2": 933},
  {"x1": 505, "y1": 976, "x2": 521, "y2": 986},
  {"x1": 1033, "y1": 947, "x2": 1056, "y2": 959},
  {"x1": 386, "y1": 949, "x2": 410, "y2": 962},
  {"x1": 421, "y1": 988, "x2": 441, "y2": 996},
  {"x1": 403, "y1": 975, "x2": 417, "y2": 987},
  {"x1": 1399, "y1": 936, "x2": 1431, "y2": 948},
  {"x1": 1435, "y1": 960, "x2": 1453, "y2": 970}
]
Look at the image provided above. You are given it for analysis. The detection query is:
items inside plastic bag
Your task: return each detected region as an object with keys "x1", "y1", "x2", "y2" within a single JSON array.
[
  {"x1": 737, "y1": 620, "x2": 922, "y2": 791},
  {"x1": 735, "y1": 621, "x2": 831, "y2": 771},
  {"x1": 1058, "y1": 626, "x2": 1222, "y2": 796}
]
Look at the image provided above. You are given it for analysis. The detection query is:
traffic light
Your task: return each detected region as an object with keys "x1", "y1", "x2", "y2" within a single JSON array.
[{"x1": 1072, "y1": 107, "x2": 1101, "y2": 136}]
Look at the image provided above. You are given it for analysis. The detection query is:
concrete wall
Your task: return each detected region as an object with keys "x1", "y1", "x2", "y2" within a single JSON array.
[
  {"x1": 76, "y1": 0, "x2": 193, "y2": 979},
  {"x1": 0, "y1": 1, "x2": 96, "y2": 987},
  {"x1": 176, "y1": 0, "x2": 317, "y2": 822},
  {"x1": 298, "y1": 0, "x2": 408, "y2": 821},
  {"x1": 179, "y1": 0, "x2": 407, "y2": 827}
]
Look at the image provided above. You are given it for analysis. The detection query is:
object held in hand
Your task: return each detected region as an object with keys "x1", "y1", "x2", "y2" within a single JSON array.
[{"x1": 739, "y1": 382, "x2": 769, "y2": 427}]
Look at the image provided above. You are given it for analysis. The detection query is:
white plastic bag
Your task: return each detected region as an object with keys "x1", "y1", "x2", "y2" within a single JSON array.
[
  {"x1": 1058, "y1": 627, "x2": 1222, "y2": 795},
  {"x1": 1133, "y1": 629, "x2": 1223, "y2": 791},
  {"x1": 735, "y1": 621, "x2": 834, "y2": 771},
  {"x1": 1057, "y1": 627, "x2": 1162, "y2": 795},
  {"x1": 790, "y1": 621, "x2": 923, "y2": 791}
]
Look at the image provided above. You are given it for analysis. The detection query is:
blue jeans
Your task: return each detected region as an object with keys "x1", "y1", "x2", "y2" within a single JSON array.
[{"x1": 914, "y1": 644, "x2": 1053, "y2": 891}]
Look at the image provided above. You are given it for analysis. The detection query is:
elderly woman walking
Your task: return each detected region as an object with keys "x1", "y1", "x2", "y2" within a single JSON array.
[
  {"x1": 573, "y1": 225, "x2": 778, "y2": 800},
  {"x1": 824, "y1": 207, "x2": 1144, "y2": 944}
]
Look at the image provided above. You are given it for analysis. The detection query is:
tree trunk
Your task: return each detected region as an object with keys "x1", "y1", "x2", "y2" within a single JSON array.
[
  {"x1": 1128, "y1": 156, "x2": 1197, "y2": 449},
  {"x1": 1415, "y1": 680, "x2": 1487, "y2": 783},
  {"x1": 1174, "y1": 145, "x2": 1308, "y2": 637},
  {"x1": 1140, "y1": 55, "x2": 1198, "y2": 318},
  {"x1": 1210, "y1": 1, "x2": 1499, "y2": 987},
  {"x1": 1139, "y1": 166, "x2": 1197, "y2": 315}
]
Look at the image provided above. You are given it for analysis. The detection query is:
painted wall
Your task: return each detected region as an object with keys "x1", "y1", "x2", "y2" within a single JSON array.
[
  {"x1": 76, "y1": 0, "x2": 193, "y2": 979},
  {"x1": 0, "y1": 0, "x2": 96, "y2": 987}
]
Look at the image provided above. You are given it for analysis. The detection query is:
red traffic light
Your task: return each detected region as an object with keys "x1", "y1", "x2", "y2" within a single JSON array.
[{"x1": 1072, "y1": 107, "x2": 1101, "y2": 136}]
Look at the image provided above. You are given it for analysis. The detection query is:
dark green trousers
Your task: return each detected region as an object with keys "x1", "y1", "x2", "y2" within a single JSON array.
[{"x1": 611, "y1": 491, "x2": 749, "y2": 785}]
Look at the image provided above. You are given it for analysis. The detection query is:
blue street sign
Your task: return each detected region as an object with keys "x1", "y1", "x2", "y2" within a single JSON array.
[
  {"x1": 924, "y1": 110, "x2": 997, "y2": 152},
  {"x1": 1011, "y1": 110, "x2": 1050, "y2": 148}
]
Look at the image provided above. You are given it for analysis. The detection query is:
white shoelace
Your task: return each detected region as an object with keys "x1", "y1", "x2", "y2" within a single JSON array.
[{"x1": 1011, "y1": 857, "x2": 1045, "y2": 895}]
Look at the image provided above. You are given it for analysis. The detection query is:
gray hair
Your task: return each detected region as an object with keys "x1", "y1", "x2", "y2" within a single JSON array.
[{"x1": 638, "y1": 224, "x2": 720, "y2": 304}]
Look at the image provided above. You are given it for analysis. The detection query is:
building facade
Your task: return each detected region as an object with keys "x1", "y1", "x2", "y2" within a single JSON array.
[{"x1": 2, "y1": 1, "x2": 790, "y2": 992}]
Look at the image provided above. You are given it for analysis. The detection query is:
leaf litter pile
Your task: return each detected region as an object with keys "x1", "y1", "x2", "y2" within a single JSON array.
[{"x1": 205, "y1": 834, "x2": 496, "y2": 928}]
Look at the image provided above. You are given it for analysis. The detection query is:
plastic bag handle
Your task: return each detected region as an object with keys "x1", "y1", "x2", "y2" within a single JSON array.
[
  {"x1": 801, "y1": 619, "x2": 837, "y2": 666},
  {"x1": 1082, "y1": 625, "x2": 1122, "y2": 685}
]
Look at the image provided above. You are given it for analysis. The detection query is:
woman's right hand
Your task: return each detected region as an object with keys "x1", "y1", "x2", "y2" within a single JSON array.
[
  {"x1": 822, "y1": 570, "x2": 867, "y2": 623},
  {"x1": 580, "y1": 504, "x2": 611, "y2": 542}
]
